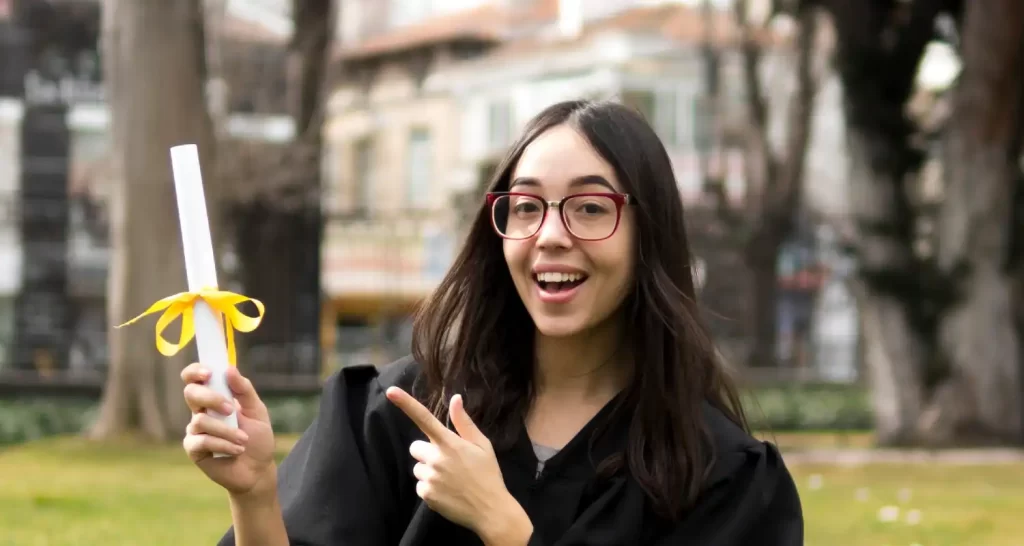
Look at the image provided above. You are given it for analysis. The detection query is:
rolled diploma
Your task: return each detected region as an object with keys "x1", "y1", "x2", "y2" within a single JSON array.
[{"x1": 170, "y1": 144, "x2": 238, "y2": 458}]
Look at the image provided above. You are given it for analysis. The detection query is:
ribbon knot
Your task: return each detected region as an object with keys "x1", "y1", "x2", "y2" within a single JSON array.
[{"x1": 115, "y1": 288, "x2": 265, "y2": 367}]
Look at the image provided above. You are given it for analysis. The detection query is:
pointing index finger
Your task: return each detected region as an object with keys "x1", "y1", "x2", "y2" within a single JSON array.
[{"x1": 385, "y1": 387, "x2": 453, "y2": 444}]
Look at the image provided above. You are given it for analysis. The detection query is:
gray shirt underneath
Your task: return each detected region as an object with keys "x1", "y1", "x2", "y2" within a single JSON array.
[{"x1": 532, "y1": 442, "x2": 560, "y2": 477}]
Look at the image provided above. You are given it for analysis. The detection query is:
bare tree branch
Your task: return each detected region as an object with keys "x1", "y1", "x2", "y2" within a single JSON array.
[
  {"x1": 734, "y1": 1, "x2": 770, "y2": 141},
  {"x1": 730, "y1": 1, "x2": 825, "y2": 252},
  {"x1": 701, "y1": 0, "x2": 826, "y2": 367},
  {"x1": 289, "y1": 0, "x2": 334, "y2": 140},
  {"x1": 767, "y1": 6, "x2": 821, "y2": 225}
]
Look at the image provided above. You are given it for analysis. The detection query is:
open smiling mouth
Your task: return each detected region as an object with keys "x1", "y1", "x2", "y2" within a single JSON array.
[{"x1": 533, "y1": 272, "x2": 589, "y2": 293}]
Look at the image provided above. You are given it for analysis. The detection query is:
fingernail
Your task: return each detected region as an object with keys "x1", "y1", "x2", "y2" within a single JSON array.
[
  {"x1": 237, "y1": 430, "x2": 249, "y2": 443},
  {"x1": 232, "y1": 444, "x2": 245, "y2": 454},
  {"x1": 221, "y1": 402, "x2": 234, "y2": 414}
]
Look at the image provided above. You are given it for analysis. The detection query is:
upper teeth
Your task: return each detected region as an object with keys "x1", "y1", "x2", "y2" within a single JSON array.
[{"x1": 536, "y1": 272, "x2": 584, "y2": 283}]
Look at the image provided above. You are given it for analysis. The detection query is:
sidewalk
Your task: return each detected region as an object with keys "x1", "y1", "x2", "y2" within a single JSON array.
[{"x1": 782, "y1": 447, "x2": 1024, "y2": 465}]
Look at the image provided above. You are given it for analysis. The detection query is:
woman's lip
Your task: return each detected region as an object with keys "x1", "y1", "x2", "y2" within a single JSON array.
[
  {"x1": 535, "y1": 279, "x2": 586, "y2": 304},
  {"x1": 531, "y1": 266, "x2": 589, "y2": 275}
]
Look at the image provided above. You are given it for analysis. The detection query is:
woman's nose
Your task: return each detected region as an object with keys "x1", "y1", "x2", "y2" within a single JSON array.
[{"x1": 535, "y1": 207, "x2": 572, "y2": 249}]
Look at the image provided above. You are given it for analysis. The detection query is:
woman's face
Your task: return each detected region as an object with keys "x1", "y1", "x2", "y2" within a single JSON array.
[{"x1": 501, "y1": 124, "x2": 635, "y2": 338}]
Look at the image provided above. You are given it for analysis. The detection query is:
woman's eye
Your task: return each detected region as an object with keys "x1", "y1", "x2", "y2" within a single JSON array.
[{"x1": 577, "y1": 203, "x2": 608, "y2": 214}]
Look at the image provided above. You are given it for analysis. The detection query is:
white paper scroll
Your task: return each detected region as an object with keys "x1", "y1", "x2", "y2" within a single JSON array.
[{"x1": 170, "y1": 144, "x2": 238, "y2": 458}]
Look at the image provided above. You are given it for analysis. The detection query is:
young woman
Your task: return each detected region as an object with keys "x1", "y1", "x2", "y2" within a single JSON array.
[{"x1": 181, "y1": 100, "x2": 804, "y2": 545}]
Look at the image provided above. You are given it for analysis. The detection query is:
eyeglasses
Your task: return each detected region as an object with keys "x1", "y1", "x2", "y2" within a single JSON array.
[{"x1": 485, "y1": 192, "x2": 633, "y2": 241}]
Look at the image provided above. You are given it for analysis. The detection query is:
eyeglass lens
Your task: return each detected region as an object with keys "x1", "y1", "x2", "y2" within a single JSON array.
[{"x1": 491, "y1": 194, "x2": 619, "y2": 240}]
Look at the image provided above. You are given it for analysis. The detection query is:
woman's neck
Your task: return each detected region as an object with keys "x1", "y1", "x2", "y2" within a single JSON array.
[{"x1": 531, "y1": 316, "x2": 629, "y2": 400}]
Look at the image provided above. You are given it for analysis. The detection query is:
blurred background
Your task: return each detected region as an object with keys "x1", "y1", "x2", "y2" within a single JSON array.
[{"x1": 0, "y1": 0, "x2": 1022, "y2": 544}]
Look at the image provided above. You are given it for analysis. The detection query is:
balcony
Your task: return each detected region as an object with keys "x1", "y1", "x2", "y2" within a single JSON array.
[{"x1": 321, "y1": 209, "x2": 458, "y2": 301}]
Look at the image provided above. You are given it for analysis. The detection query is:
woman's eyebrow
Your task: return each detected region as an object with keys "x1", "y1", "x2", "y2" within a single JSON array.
[{"x1": 509, "y1": 175, "x2": 616, "y2": 192}]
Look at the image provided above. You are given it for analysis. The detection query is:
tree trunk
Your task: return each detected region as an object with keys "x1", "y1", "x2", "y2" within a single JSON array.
[
  {"x1": 234, "y1": 0, "x2": 332, "y2": 377},
  {"x1": 730, "y1": 2, "x2": 821, "y2": 368},
  {"x1": 828, "y1": 0, "x2": 1024, "y2": 445},
  {"x1": 288, "y1": 0, "x2": 333, "y2": 141},
  {"x1": 823, "y1": 0, "x2": 945, "y2": 445},
  {"x1": 90, "y1": 0, "x2": 217, "y2": 441},
  {"x1": 925, "y1": 0, "x2": 1024, "y2": 442},
  {"x1": 844, "y1": 116, "x2": 933, "y2": 443},
  {"x1": 747, "y1": 254, "x2": 780, "y2": 367},
  {"x1": 858, "y1": 287, "x2": 927, "y2": 444},
  {"x1": 1016, "y1": 174, "x2": 1024, "y2": 438},
  {"x1": 236, "y1": 203, "x2": 321, "y2": 378}
]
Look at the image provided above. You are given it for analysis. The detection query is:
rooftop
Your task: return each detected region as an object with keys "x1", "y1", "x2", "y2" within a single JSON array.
[
  {"x1": 473, "y1": 3, "x2": 781, "y2": 63},
  {"x1": 334, "y1": 0, "x2": 559, "y2": 62}
]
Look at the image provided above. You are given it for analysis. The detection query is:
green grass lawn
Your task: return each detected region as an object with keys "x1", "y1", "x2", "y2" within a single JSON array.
[{"x1": 1, "y1": 434, "x2": 1022, "y2": 546}]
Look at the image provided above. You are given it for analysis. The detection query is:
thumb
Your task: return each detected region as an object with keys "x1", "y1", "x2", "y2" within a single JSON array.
[
  {"x1": 450, "y1": 394, "x2": 489, "y2": 449},
  {"x1": 226, "y1": 366, "x2": 269, "y2": 421}
]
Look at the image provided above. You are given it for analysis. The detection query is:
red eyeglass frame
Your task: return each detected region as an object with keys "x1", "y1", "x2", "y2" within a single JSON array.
[{"x1": 485, "y1": 191, "x2": 633, "y2": 242}]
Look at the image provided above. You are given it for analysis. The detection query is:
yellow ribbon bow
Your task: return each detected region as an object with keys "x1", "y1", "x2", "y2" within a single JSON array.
[{"x1": 115, "y1": 288, "x2": 265, "y2": 367}]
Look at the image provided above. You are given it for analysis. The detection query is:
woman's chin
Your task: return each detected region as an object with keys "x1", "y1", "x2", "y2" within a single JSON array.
[{"x1": 532, "y1": 315, "x2": 589, "y2": 338}]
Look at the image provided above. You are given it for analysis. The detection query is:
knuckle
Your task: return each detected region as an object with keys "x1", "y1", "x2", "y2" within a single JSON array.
[
  {"x1": 183, "y1": 383, "x2": 201, "y2": 400},
  {"x1": 424, "y1": 463, "x2": 438, "y2": 480},
  {"x1": 195, "y1": 434, "x2": 215, "y2": 452},
  {"x1": 183, "y1": 433, "x2": 201, "y2": 454},
  {"x1": 181, "y1": 363, "x2": 205, "y2": 383},
  {"x1": 191, "y1": 412, "x2": 209, "y2": 430}
]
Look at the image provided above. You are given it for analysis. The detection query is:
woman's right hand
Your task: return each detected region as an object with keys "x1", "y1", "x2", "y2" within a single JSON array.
[{"x1": 181, "y1": 363, "x2": 277, "y2": 499}]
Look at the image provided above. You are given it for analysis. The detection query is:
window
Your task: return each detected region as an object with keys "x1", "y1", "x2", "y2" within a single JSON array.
[
  {"x1": 67, "y1": 299, "x2": 107, "y2": 375},
  {"x1": 0, "y1": 106, "x2": 21, "y2": 197},
  {"x1": 321, "y1": 142, "x2": 343, "y2": 213},
  {"x1": 623, "y1": 89, "x2": 680, "y2": 147},
  {"x1": 406, "y1": 127, "x2": 432, "y2": 208},
  {"x1": 352, "y1": 137, "x2": 375, "y2": 212},
  {"x1": 66, "y1": 127, "x2": 111, "y2": 299},
  {"x1": 487, "y1": 99, "x2": 512, "y2": 151},
  {"x1": 69, "y1": 128, "x2": 110, "y2": 196},
  {"x1": 621, "y1": 90, "x2": 655, "y2": 120},
  {"x1": 692, "y1": 95, "x2": 715, "y2": 153},
  {"x1": 654, "y1": 90, "x2": 679, "y2": 146},
  {"x1": 0, "y1": 297, "x2": 13, "y2": 372}
]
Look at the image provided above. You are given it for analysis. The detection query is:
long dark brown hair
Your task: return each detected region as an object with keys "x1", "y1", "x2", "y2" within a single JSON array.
[{"x1": 410, "y1": 99, "x2": 748, "y2": 520}]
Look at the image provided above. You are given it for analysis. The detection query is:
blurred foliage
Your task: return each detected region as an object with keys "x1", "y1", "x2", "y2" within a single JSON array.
[
  {"x1": 0, "y1": 399, "x2": 98, "y2": 447},
  {"x1": 0, "y1": 396, "x2": 318, "y2": 447},
  {"x1": 744, "y1": 384, "x2": 874, "y2": 431},
  {"x1": 0, "y1": 386, "x2": 872, "y2": 446}
]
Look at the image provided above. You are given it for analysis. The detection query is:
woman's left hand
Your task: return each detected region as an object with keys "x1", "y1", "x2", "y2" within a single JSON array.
[{"x1": 386, "y1": 387, "x2": 533, "y2": 545}]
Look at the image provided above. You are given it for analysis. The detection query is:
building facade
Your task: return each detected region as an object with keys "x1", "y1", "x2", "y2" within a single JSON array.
[
  {"x1": 426, "y1": 2, "x2": 758, "y2": 352},
  {"x1": 420, "y1": 1, "x2": 857, "y2": 378},
  {"x1": 320, "y1": 0, "x2": 560, "y2": 369}
]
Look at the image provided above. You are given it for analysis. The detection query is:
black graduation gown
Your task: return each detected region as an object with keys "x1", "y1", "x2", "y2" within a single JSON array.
[{"x1": 218, "y1": 356, "x2": 803, "y2": 545}]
